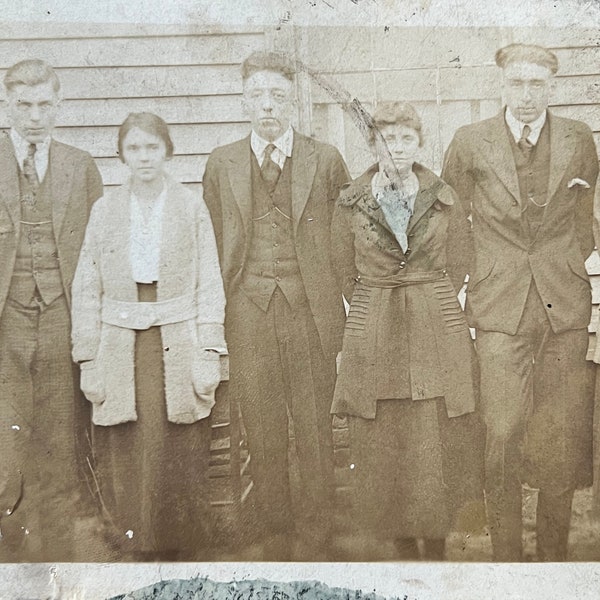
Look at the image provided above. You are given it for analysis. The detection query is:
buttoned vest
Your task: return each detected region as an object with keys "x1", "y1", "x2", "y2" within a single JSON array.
[
  {"x1": 240, "y1": 155, "x2": 306, "y2": 311},
  {"x1": 9, "y1": 165, "x2": 63, "y2": 306},
  {"x1": 508, "y1": 121, "x2": 551, "y2": 240}
]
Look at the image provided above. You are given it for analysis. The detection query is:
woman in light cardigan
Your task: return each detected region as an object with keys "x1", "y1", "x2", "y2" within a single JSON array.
[{"x1": 71, "y1": 112, "x2": 227, "y2": 561}]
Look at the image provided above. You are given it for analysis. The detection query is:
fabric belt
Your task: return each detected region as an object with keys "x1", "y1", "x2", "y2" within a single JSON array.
[
  {"x1": 102, "y1": 292, "x2": 196, "y2": 330},
  {"x1": 357, "y1": 269, "x2": 447, "y2": 288}
]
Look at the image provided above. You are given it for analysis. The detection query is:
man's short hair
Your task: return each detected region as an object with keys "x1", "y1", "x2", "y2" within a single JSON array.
[
  {"x1": 241, "y1": 51, "x2": 295, "y2": 82},
  {"x1": 4, "y1": 59, "x2": 60, "y2": 93},
  {"x1": 495, "y1": 44, "x2": 559, "y2": 75},
  {"x1": 371, "y1": 101, "x2": 424, "y2": 146}
]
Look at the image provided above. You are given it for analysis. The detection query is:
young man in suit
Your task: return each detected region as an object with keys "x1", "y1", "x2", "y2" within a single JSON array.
[
  {"x1": 0, "y1": 59, "x2": 103, "y2": 560},
  {"x1": 203, "y1": 51, "x2": 349, "y2": 560},
  {"x1": 442, "y1": 44, "x2": 598, "y2": 561}
]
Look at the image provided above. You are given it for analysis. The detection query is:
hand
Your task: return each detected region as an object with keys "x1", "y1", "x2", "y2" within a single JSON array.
[
  {"x1": 192, "y1": 349, "x2": 221, "y2": 399},
  {"x1": 79, "y1": 360, "x2": 105, "y2": 405}
]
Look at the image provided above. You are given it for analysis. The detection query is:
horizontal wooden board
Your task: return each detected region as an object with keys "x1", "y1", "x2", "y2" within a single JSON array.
[
  {"x1": 552, "y1": 75, "x2": 600, "y2": 106},
  {"x1": 10, "y1": 96, "x2": 246, "y2": 128},
  {"x1": 310, "y1": 66, "x2": 502, "y2": 104},
  {"x1": 0, "y1": 65, "x2": 243, "y2": 100},
  {"x1": 550, "y1": 104, "x2": 600, "y2": 131},
  {"x1": 553, "y1": 47, "x2": 600, "y2": 77},
  {"x1": 96, "y1": 154, "x2": 208, "y2": 186},
  {"x1": 512, "y1": 28, "x2": 600, "y2": 50},
  {"x1": 299, "y1": 27, "x2": 510, "y2": 72},
  {"x1": 52, "y1": 122, "x2": 250, "y2": 157},
  {"x1": 0, "y1": 23, "x2": 266, "y2": 39},
  {"x1": 0, "y1": 33, "x2": 265, "y2": 69},
  {"x1": 102, "y1": 181, "x2": 203, "y2": 196}
]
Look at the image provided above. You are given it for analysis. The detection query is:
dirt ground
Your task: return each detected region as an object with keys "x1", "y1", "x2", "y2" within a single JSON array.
[{"x1": 73, "y1": 485, "x2": 600, "y2": 562}]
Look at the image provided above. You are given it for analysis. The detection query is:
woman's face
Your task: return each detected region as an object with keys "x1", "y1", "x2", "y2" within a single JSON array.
[
  {"x1": 376, "y1": 123, "x2": 420, "y2": 175},
  {"x1": 122, "y1": 126, "x2": 168, "y2": 184}
]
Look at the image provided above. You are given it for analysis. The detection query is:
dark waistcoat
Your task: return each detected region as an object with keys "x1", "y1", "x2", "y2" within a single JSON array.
[
  {"x1": 10, "y1": 165, "x2": 63, "y2": 306},
  {"x1": 240, "y1": 155, "x2": 306, "y2": 311},
  {"x1": 508, "y1": 121, "x2": 551, "y2": 240}
]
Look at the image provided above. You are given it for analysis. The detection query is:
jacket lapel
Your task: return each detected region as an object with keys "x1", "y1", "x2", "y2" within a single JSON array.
[
  {"x1": 481, "y1": 112, "x2": 522, "y2": 205},
  {"x1": 226, "y1": 137, "x2": 252, "y2": 237},
  {"x1": 407, "y1": 164, "x2": 443, "y2": 234},
  {"x1": 49, "y1": 141, "x2": 75, "y2": 238},
  {"x1": 547, "y1": 113, "x2": 576, "y2": 202},
  {"x1": 291, "y1": 133, "x2": 317, "y2": 232},
  {"x1": 0, "y1": 133, "x2": 21, "y2": 228}
]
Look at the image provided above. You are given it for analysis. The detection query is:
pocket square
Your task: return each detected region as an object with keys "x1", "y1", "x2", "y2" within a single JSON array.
[{"x1": 568, "y1": 178, "x2": 591, "y2": 189}]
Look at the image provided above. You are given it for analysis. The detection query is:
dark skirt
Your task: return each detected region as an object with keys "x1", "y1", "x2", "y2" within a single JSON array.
[
  {"x1": 347, "y1": 397, "x2": 484, "y2": 540},
  {"x1": 93, "y1": 283, "x2": 212, "y2": 560}
]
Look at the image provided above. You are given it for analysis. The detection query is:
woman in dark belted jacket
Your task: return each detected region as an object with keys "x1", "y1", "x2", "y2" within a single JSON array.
[{"x1": 331, "y1": 102, "x2": 483, "y2": 560}]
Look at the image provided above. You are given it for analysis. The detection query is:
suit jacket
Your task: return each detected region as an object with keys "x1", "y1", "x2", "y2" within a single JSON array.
[
  {"x1": 442, "y1": 110, "x2": 598, "y2": 335},
  {"x1": 331, "y1": 163, "x2": 476, "y2": 418},
  {"x1": 0, "y1": 131, "x2": 103, "y2": 316},
  {"x1": 203, "y1": 130, "x2": 349, "y2": 362}
]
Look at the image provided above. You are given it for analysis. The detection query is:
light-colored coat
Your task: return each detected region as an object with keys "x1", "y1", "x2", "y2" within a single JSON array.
[{"x1": 71, "y1": 177, "x2": 226, "y2": 426}]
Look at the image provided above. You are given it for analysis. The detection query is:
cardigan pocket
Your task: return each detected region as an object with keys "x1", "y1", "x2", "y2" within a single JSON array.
[
  {"x1": 192, "y1": 346, "x2": 221, "y2": 401},
  {"x1": 79, "y1": 360, "x2": 105, "y2": 405}
]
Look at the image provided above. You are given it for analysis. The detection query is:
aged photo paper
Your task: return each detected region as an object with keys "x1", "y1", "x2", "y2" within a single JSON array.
[{"x1": 0, "y1": 0, "x2": 600, "y2": 600}]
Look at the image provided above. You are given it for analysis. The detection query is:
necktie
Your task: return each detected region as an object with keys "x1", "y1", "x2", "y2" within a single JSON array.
[
  {"x1": 261, "y1": 144, "x2": 282, "y2": 194},
  {"x1": 23, "y1": 142, "x2": 40, "y2": 198},
  {"x1": 518, "y1": 124, "x2": 533, "y2": 156}
]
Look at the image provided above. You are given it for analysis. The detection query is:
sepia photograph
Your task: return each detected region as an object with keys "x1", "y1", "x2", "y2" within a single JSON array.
[{"x1": 2, "y1": 0, "x2": 600, "y2": 596}]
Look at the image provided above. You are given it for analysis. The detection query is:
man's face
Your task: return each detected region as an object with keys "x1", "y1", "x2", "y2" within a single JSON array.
[
  {"x1": 6, "y1": 81, "x2": 60, "y2": 143},
  {"x1": 243, "y1": 70, "x2": 294, "y2": 141},
  {"x1": 503, "y1": 61, "x2": 552, "y2": 124}
]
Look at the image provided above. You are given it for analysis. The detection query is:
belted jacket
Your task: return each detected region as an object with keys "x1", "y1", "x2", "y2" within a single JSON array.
[{"x1": 331, "y1": 163, "x2": 477, "y2": 419}]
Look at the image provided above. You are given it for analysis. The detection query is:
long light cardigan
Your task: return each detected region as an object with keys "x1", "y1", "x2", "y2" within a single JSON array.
[{"x1": 71, "y1": 177, "x2": 227, "y2": 426}]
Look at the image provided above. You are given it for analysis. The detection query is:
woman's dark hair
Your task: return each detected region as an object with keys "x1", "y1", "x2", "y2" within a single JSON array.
[
  {"x1": 370, "y1": 101, "x2": 423, "y2": 146},
  {"x1": 118, "y1": 112, "x2": 174, "y2": 162}
]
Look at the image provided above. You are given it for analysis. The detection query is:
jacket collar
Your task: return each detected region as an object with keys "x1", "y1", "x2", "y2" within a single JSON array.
[
  {"x1": 480, "y1": 109, "x2": 576, "y2": 205},
  {"x1": 344, "y1": 162, "x2": 449, "y2": 235}
]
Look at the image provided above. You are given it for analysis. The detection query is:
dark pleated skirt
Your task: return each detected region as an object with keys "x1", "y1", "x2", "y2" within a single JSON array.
[
  {"x1": 93, "y1": 283, "x2": 212, "y2": 559},
  {"x1": 347, "y1": 397, "x2": 484, "y2": 540}
]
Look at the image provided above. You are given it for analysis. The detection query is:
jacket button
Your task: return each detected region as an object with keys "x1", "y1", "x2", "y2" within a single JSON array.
[
  {"x1": 399, "y1": 261, "x2": 406, "y2": 269},
  {"x1": 512, "y1": 200, "x2": 518, "y2": 206}
]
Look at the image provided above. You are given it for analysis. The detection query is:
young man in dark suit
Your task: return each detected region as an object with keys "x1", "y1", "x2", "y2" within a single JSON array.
[
  {"x1": 0, "y1": 59, "x2": 103, "y2": 560},
  {"x1": 204, "y1": 51, "x2": 349, "y2": 560},
  {"x1": 442, "y1": 44, "x2": 598, "y2": 561}
]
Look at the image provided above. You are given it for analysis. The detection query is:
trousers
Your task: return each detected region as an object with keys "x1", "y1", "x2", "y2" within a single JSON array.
[
  {"x1": 0, "y1": 293, "x2": 79, "y2": 561},
  {"x1": 477, "y1": 281, "x2": 592, "y2": 561},
  {"x1": 227, "y1": 287, "x2": 335, "y2": 541}
]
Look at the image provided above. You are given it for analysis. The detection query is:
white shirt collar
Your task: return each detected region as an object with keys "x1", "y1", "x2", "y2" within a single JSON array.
[
  {"x1": 9, "y1": 128, "x2": 51, "y2": 180},
  {"x1": 250, "y1": 126, "x2": 294, "y2": 170},
  {"x1": 505, "y1": 108, "x2": 547, "y2": 146}
]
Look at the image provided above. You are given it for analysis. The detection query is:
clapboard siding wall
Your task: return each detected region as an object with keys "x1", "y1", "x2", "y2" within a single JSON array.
[
  {"x1": 291, "y1": 26, "x2": 600, "y2": 509},
  {"x1": 0, "y1": 23, "x2": 292, "y2": 518},
  {"x1": 0, "y1": 24, "x2": 282, "y2": 195},
  {"x1": 292, "y1": 26, "x2": 600, "y2": 344}
]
